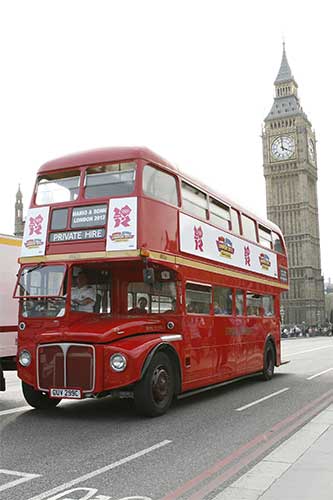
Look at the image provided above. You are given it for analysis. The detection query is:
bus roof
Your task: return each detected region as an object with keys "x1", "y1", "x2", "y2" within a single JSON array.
[
  {"x1": 38, "y1": 147, "x2": 177, "y2": 174},
  {"x1": 38, "y1": 146, "x2": 282, "y2": 236}
]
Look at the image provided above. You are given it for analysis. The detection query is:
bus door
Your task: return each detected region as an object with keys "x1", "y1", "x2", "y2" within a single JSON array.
[{"x1": 183, "y1": 283, "x2": 214, "y2": 384}]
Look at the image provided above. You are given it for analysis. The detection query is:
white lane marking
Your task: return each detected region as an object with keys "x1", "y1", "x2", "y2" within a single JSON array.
[
  {"x1": 307, "y1": 367, "x2": 333, "y2": 380},
  {"x1": 287, "y1": 345, "x2": 333, "y2": 357},
  {"x1": 0, "y1": 469, "x2": 41, "y2": 492},
  {"x1": 235, "y1": 388, "x2": 290, "y2": 412},
  {"x1": 0, "y1": 406, "x2": 28, "y2": 416},
  {"x1": 27, "y1": 440, "x2": 172, "y2": 500},
  {"x1": 45, "y1": 487, "x2": 110, "y2": 499}
]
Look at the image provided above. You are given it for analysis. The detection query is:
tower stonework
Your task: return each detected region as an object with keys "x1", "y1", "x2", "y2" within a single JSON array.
[
  {"x1": 262, "y1": 45, "x2": 325, "y2": 326},
  {"x1": 14, "y1": 185, "x2": 24, "y2": 238}
]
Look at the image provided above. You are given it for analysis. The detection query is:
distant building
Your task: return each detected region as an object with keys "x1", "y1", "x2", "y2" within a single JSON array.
[
  {"x1": 262, "y1": 44, "x2": 325, "y2": 325},
  {"x1": 325, "y1": 279, "x2": 333, "y2": 295},
  {"x1": 14, "y1": 185, "x2": 24, "y2": 237},
  {"x1": 325, "y1": 279, "x2": 333, "y2": 323}
]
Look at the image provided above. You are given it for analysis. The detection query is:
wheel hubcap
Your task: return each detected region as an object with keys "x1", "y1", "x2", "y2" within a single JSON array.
[{"x1": 152, "y1": 365, "x2": 169, "y2": 403}]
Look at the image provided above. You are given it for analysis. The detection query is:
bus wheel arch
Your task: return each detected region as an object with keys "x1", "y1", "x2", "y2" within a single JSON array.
[
  {"x1": 22, "y1": 382, "x2": 61, "y2": 410},
  {"x1": 262, "y1": 337, "x2": 276, "y2": 381},
  {"x1": 135, "y1": 344, "x2": 181, "y2": 417}
]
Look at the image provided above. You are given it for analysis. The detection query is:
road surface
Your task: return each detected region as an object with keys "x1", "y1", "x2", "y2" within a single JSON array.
[{"x1": 1, "y1": 337, "x2": 333, "y2": 500}]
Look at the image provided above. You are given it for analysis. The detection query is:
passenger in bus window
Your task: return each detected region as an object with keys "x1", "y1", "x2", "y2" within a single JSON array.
[
  {"x1": 214, "y1": 302, "x2": 223, "y2": 314},
  {"x1": 129, "y1": 296, "x2": 148, "y2": 314},
  {"x1": 138, "y1": 297, "x2": 148, "y2": 313},
  {"x1": 187, "y1": 302, "x2": 197, "y2": 313},
  {"x1": 71, "y1": 272, "x2": 96, "y2": 313}
]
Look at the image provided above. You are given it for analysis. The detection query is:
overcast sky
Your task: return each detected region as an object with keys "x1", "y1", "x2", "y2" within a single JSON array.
[{"x1": 1, "y1": 0, "x2": 333, "y2": 279}]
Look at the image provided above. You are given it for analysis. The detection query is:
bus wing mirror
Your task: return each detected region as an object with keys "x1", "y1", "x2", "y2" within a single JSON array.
[{"x1": 143, "y1": 268, "x2": 155, "y2": 284}]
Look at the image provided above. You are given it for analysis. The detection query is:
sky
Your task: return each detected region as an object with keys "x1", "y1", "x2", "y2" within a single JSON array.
[{"x1": 1, "y1": 0, "x2": 333, "y2": 279}]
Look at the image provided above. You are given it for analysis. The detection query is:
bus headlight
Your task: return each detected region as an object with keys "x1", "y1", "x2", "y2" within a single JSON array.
[
  {"x1": 110, "y1": 353, "x2": 127, "y2": 372},
  {"x1": 19, "y1": 350, "x2": 32, "y2": 367}
]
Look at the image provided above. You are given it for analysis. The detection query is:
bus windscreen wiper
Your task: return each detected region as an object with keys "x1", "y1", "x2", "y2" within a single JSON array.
[{"x1": 20, "y1": 263, "x2": 46, "y2": 277}]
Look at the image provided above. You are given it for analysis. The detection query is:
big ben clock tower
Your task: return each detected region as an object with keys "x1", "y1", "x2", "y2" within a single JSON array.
[{"x1": 262, "y1": 44, "x2": 325, "y2": 326}]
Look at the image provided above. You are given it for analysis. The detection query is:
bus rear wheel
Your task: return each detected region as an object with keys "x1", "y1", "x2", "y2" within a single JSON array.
[
  {"x1": 22, "y1": 382, "x2": 61, "y2": 409},
  {"x1": 135, "y1": 352, "x2": 174, "y2": 417},
  {"x1": 262, "y1": 342, "x2": 275, "y2": 381}
]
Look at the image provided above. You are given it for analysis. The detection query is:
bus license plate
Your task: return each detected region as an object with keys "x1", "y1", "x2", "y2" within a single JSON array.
[{"x1": 50, "y1": 388, "x2": 82, "y2": 399}]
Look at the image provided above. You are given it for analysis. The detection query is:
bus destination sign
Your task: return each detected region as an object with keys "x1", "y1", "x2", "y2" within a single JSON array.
[
  {"x1": 50, "y1": 228, "x2": 106, "y2": 243},
  {"x1": 71, "y1": 204, "x2": 108, "y2": 228}
]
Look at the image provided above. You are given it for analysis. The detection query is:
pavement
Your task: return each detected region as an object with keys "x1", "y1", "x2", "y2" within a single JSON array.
[{"x1": 212, "y1": 402, "x2": 333, "y2": 499}]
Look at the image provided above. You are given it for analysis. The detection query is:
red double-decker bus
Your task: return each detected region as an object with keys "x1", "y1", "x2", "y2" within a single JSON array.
[{"x1": 15, "y1": 147, "x2": 288, "y2": 416}]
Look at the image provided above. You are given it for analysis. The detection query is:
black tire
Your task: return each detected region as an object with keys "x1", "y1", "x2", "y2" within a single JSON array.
[
  {"x1": 134, "y1": 352, "x2": 174, "y2": 417},
  {"x1": 22, "y1": 382, "x2": 61, "y2": 409},
  {"x1": 262, "y1": 342, "x2": 275, "y2": 381}
]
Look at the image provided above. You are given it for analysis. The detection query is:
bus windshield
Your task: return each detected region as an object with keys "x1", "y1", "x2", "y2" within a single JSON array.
[
  {"x1": 36, "y1": 171, "x2": 80, "y2": 205},
  {"x1": 15, "y1": 264, "x2": 67, "y2": 318},
  {"x1": 15, "y1": 264, "x2": 66, "y2": 297}
]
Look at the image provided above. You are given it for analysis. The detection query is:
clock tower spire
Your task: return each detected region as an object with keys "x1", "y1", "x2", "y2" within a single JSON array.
[{"x1": 262, "y1": 44, "x2": 325, "y2": 326}]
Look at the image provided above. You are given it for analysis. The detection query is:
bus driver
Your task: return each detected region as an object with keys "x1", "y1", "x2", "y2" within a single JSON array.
[{"x1": 71, "y1": 271, "x2": 96, "y2": 313}]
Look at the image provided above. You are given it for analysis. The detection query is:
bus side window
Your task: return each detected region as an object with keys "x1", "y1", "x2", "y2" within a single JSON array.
[
  {"x1": 186, "y1": 283, "x2": 212, "y2": 314},
  {"x1": 143, "y1": 165, "x2": 179, "y2": 206},
  {"x1": 230, "y1": 208, "x2": 240, "y2": 235},
  {"x1": 182, "y1": 182, "x2": 208, "y2": 220},
  {"x1": 263, "y1": 295, "x2": 274, "y2": 316},
  {"x1": 241, "y1": 214, "x2": 257, "y2": 242},
  {"x1": 209, "y1": 198, "x2": 231, "y2": 230},
  {"x1": 272, "y1": 232, "x2": 285, "y2": 254},
  {"x1": 213, "y1": 286, "x2": 232, "y2": 315},
  {"x1": 259, "y1": 225, "x2": 273, "y2": 249},
  {"x1": 246, "y1": 293, "x2": 263, "y2": 316},
  {"x1": 235, "y1": 289, "x2": 244, "y2": 316}
]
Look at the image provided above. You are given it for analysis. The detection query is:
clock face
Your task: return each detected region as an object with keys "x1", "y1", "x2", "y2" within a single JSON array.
[
  {"x1": 271, "y1": 136, "x2": 295, "y2": 161},
  {"x1": 308, "y1": 138, "x2": 315, "y2": 162}
]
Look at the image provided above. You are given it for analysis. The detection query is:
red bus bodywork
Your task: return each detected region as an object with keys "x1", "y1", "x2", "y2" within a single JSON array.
[{"x1": 16, "y1": 147, "x2": 288, "y2": 416}]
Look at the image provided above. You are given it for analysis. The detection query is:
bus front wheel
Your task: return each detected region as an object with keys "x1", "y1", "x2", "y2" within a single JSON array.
[
  {"x1": 262, "y1": 342, "x2": 275, "y2": 381},
  {"x1": 135, "y1": 352, "x2": 174, "y2": 417},
  {"x1": 22, "y1": 382, "x2": 61, "y2": 409}
]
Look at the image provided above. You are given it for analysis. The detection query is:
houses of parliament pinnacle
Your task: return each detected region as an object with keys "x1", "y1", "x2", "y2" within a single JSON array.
[{"x1": 13, "y1": 44, "x2": 327, "y2": 325}]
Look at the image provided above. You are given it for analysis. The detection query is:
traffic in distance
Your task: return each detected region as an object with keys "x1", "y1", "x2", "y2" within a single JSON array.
[{"x1": 13, "y1": 147, "x2": 289, "y2": 416}]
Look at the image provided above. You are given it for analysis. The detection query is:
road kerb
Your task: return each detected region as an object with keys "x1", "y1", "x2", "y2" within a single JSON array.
[{"x1": 212, "y1": 404, "x2": 333, "y2": 500}]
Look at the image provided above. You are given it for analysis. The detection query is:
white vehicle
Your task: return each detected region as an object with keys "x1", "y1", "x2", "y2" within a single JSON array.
[{"x1": 0, "y1": 234, "x2": 21, "y2": 391}]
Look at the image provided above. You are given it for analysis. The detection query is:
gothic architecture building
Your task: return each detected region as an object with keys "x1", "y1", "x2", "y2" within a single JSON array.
[
  {"x1": 262, "y1": 44, "x2": 325, "y2": 325},
  {"x1": 14, "y1": 185, "x2": 24, "y2": 237}
]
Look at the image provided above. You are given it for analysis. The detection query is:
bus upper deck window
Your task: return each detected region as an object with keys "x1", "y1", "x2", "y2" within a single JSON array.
[
  {"x1": 85, "y1": 162, "x2": 136, "y2": 199},
  {"x1": 209, "y1": 198, "x2": 231, "y2": 230},
  {"x1": 143, "y1": 165, "x2": 179, "y2": 206},
  {"x1": 272, "y1": 232, "x2": 285, "y2": 254},
  {"x1": 36, "y1": 171, "x2": 80, "y2": 205},
  {"x1": 182, "y1": 182, "x2": 208, "y2": 220},
  {"x1": 241, "y1": 214, "x2": 257, "y2": 242},
  {"x1": 259, "y1": 225, "x2": 272, "y2": 249}
]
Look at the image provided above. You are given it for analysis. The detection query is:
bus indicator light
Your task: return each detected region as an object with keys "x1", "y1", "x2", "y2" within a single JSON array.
[{"x1": 140, "y1": 248, "x2": 150, "y2": 258}]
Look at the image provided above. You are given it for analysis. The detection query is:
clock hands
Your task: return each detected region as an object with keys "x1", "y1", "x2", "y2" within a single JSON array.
[{"x1": 271, "y1": 136, "x2": 295, "y2": 160}]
